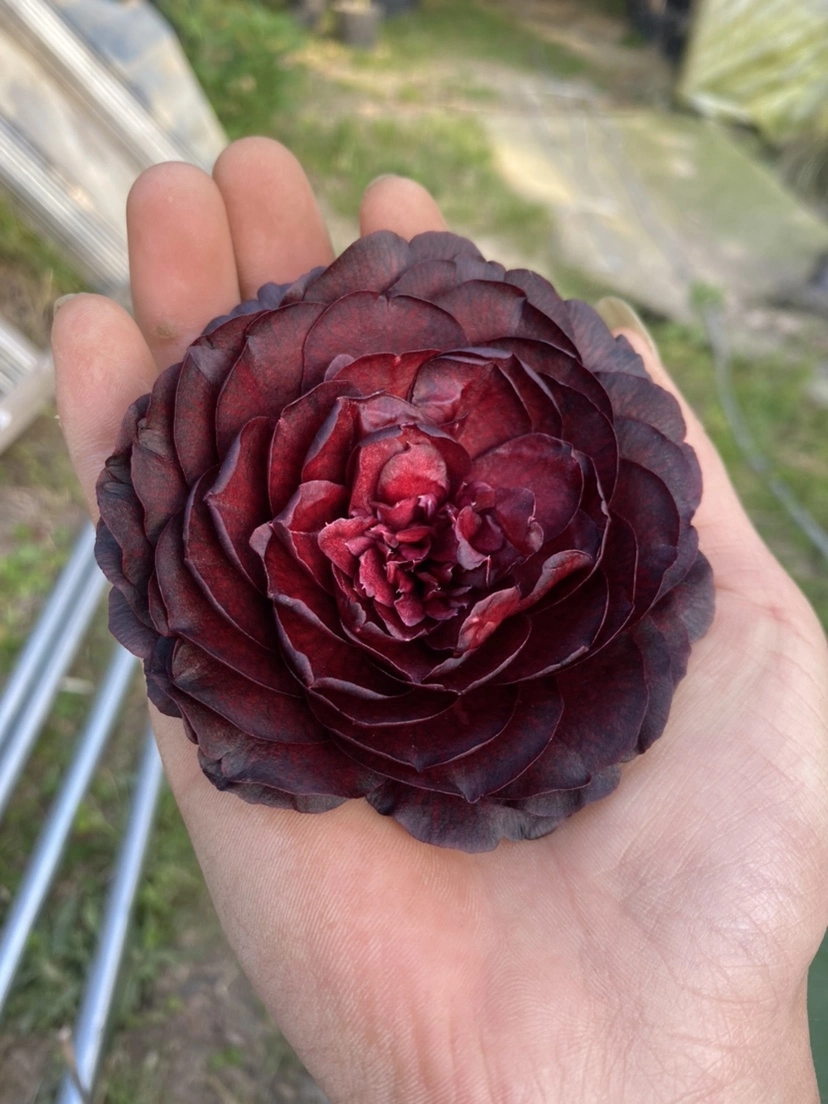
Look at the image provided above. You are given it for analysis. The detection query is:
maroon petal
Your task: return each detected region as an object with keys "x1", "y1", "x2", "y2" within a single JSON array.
[
  {"x1": 411, "y1": 358, "x2": 532, "y2": 458},
  {"x1": 388, "y1": 259, "x2": 462, "y2": 300},
  {"x1": 566, "y1": 299, "x2": 647, "y2": 378},
  {"x1": 497, "y1": 339, "x2": 614, "y2": 421},
  {"x1": 498, "y1": 634, "x2": 648, "y2": 802},
  {"x1": 648, "y1": 553, "x2": 714, "y2": 685},
  {"x1": 178, "y1": 696, "x2": 379, "y2": 797},
  {"x1": 455, "y1": 587, "x2": 520, "y2": 653},
  {"x1": 170, "y1": 639, "x2": 320, "y2": 744},
  {"x1": 543, "y1": 378, "x2": 618, "y2": 503},
  {"x1": 615, "y1": 418, "x2": 701, "y2": 521},
  {"x1": 329, "y1": 348, "x2": 436, "y2": 399},
  {"x1": 554, "y1": 633, "x2": 648, "y2": 770},
  {"x1": 144, "y1": 634, "x2": 179, "y2": 717},
  {"x1": 498, "y1": 570, "x2": 609, "y2": 682},
  {"x1": 197, "y1": 761, "x2": 347, "y2": 813},
  {"x1": 408, "y1": 230, "x2": 484, "y2": 263},
  {"x1": 183, "y1": 472, "x2": 278, "y2": 648},
  {"x1": 426, "y1": 612, "x2": 532, "y2": 692},
  {"x1": 508, "y1": 766, "x2": 621, "y2": 820},
  {"x1": 273, "y1": 592, "x2": 410, "y2": 698},
  {"x1": 155, "y1": 516, "x2": 293, "y2": 694},
  {"x1": 312, "y1": 683, "x2": 518, "y2": 771},
  {"x1": 214, "y1": 302, "x2": 325, "y2": 453},
  {"x1": 418, "y1": 679, "x2": 564, "y2": 802},
  {"x1": 311, "y1": 677, "x2": 455, "y2": 727},
  {"x1": 630, "y1": 619, "x2": 674, "y2": 753},
  {"x1": 130, "y1": 364, "x2": 188, "y2": 541},
  {"x1": 302, "y1": 292, "x2": 467, "y2": 386},
  {"x1": 96, "y1": 464, "x2": 154, "y2": 597},
  {"x1": 597, "y1": 371, "x2": 686, "y2": 443},
  {"x1": 337, "y1": 609, "x2": 438, "y2": 683},
  {"x1": 469, "y1": 435, "x2": 583, "y2": 541},
  {"x1": 591, "y1": 516, "x2": 637, "y2": 649},
  {"x1": 366, "y1": 784, "x2": 567, "y2": 851},
  {"x1": 514, "y1": 549, "x2": 593, "y2": 611},
  {"x1": 108, "y1": 586, "x2": 157, "y2": 659},
  {"x1": 611, "y1": 460, "x2": 681, "y2": 616},
  {"x1": 268, "y1": 379, "x2": 358, "y2": 515},
  {"x1": 205, "y1": 416, "x2": 273, "y2": 589},
  {"x1": 173, "y1": 313, "x2": 252, "y2": 482},
  {"x1": 273, "y1": 479, "x2": 349, "y2": 590},
  {"x1": 505, "y1": 269, "x2": 575, "y2": 341},
  {"x1": 303, "y1": 230, "x2": 411, "y2": 301},
  {"x1": 436, "y1": 281, "x2": 577, "y2": 355}
]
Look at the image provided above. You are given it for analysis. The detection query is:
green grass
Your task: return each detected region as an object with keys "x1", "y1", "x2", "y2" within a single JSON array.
[
  {"x1": 0, "y1": 525, "x2": 77, "y2": 675},
  {"x1": 284, "y1": 111, "x2": 553, "y2": 252},
  {"x1": 647, "y1": 319, "x2": 828, "y2": 626},
  {"x1": 365, "y1": 0, "x2": 587, "y2": 77},
  {"x1": 153, "y1": 0, "x2": 307, "y2": 140},
  {"x1": 0, "y1": 193, "x2": 86, "y2": 301}
]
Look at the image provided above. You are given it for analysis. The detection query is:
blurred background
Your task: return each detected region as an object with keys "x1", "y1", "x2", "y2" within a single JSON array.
[{"x1": 0, "y1": 1, "x2": 826, "y2": 1100}]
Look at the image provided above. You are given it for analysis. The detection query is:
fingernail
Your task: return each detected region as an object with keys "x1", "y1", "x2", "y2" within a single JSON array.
[
  {"x1": 53, "y1": 293, "x2": 79, "y2": 318},
  {"x1": 594, "y1": 296, "x2": 656, "y2": 352},
  {"x1": 364, "y1": 173, "x2": 401, "y2": 191}
]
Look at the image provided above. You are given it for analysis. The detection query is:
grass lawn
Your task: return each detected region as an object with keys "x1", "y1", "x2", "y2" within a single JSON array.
[{"x1": 1, "y1": 0, "x2": 826, "y2": 1098}]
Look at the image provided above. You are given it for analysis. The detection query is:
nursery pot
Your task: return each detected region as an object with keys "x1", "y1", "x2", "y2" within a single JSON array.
[{"x1": 332, "y1": 2, "x2": 383, "y2": 47}]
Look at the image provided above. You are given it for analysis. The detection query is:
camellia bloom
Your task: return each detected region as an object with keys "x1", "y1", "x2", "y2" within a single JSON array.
[{"x1": 97, "y1": 231, "x2": 713, "y2": 851}]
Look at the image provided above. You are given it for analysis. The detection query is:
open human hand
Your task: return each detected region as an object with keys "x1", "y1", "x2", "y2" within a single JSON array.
[{"x1": 52, "y1": 138, "x2": 828, "y2": 1103}]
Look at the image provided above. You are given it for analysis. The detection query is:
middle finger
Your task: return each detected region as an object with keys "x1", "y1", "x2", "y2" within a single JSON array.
[{"x1": 128, "y1": 160, "x2": 242, "y2": 372}]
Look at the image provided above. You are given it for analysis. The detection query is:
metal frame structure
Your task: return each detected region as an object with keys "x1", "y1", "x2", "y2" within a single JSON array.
[{"x1": 0, "y1": 2, "x2": 225, "y2": 1097}]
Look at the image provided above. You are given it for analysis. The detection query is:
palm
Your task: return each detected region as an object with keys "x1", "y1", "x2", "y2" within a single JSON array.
[{"x1": 53, "y1": 139, "x2": 828, "y2": 1103}]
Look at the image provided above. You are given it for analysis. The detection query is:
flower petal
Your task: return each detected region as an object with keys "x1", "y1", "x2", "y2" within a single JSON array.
[
  {"x1": 178, "y1": 696, "x2": 379, "y2": 797},
  {"x1": 206, "y1": 416, "x2": 274, "y2": 589},
  {"x1": 303, "y1": 230, "x2": 411, "y2": 301},
  {"x1": 215, "y1": 302, "x2": 325, "y2": 453},
  {"x1": 302, "y1": 292, "x2": 466, "y2": 385},
  {"x1": 130, "y1": 364, "x2": 188, "y2": 542},
  {"x1": 312, "y1": 683, "x2": 518, "y2": 771},
  {"x1": 170, "y1": 639, "x2": 319, "y2": 744},
  {"x1": 155, "y1": 515, "x2": 293, "y2": 693}
]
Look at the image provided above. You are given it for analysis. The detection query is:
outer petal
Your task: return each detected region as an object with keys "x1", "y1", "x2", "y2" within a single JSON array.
[
  {"x1": 178, "y1": 696, "x2": 379, "y2": 797},
  {"x1": 130, "y1": 364, "x2": 188, "y2": 541},
  {"x1": 436, "y1": 281, "x2": 577, "y2": 355},
  {"x1": 155, "y1": 515, "x2": 292, "y2": 693},
  {"x1": 311, "y1": 683, "x2": 518, "y2": 771},
  {"x1": 173, "y1": 313, "x2": 253, "y2": 482},
  {"x1": 170, "y1": 639, "x2": 320, "y2": 744},
  {"x1": 303, "y1": 230, "x2": 411, "y2": 301},
  {"x1": 302, "y1": 292, "x2": 467, "y2": 386},
  {"x1": 366, "y1": 783, "x2": 577, "y2": 851},
  {"x1": 205, "y1": 416, "x2": 274, "y2": 589},
  {"x1": 565, "y1": 299, "x2": 647, "y2": 379},
  {"x1": 215, "y1": 302, "x2": 326, "y2": 452},
  {"x1": 183, "y1": 472, "x2": 278, "y2": 648}
]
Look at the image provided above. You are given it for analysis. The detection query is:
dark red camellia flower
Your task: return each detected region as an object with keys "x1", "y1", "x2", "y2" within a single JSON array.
[{"x1": 96, "y1": 230, "x2": 714, "y2": 851}]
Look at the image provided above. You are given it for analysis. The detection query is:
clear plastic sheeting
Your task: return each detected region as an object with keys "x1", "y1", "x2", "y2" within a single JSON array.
[
  {"x1": 50, "y1": 0, "x2": 226, "y2": 168},
  {"x1": 678, "y1": 0, "x2": 828, "y2": 144}
]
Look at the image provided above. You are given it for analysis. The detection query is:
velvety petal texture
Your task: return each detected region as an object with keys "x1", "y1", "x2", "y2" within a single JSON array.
[{"x1": 96, "y1": 230, "x2": 714, "y2": 852}]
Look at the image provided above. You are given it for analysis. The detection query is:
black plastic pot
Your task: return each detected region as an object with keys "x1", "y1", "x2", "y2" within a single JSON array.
[{"x1": 332, "y1": 2, "x2": 383, "y2": 48}]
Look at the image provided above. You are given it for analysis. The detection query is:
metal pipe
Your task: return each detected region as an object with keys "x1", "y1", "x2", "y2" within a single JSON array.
[
  {"x1": 0, "y1": 563, "x2": 107, "y2": 823},
  {"x1": 0, "y1": 526, "x2": 97, "y2": 749},
  {"x1": 55, "y1": 729, "x2": 164, "y2": 1104},
  {"x1": 0, "y1": 646, "x2": 138, "y2": 1015}
]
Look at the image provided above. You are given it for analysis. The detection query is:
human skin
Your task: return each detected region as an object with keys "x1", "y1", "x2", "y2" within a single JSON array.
[{"x1": 52, "y1": 137, "x2": 828, "y2": 1104}]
